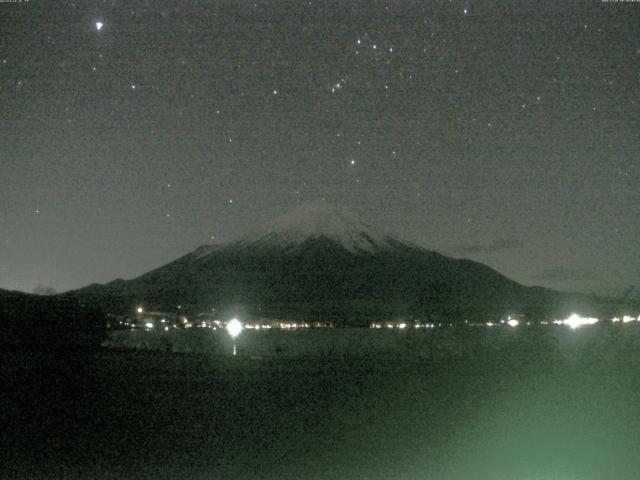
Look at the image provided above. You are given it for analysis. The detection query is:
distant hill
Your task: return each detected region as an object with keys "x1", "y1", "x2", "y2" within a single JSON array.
[
  {"x1": 0, "y1": 288, "x2": 106, "y2": 351},
  {"x1": 66, "y1": 200, "x2": 638, "y2": 325}
]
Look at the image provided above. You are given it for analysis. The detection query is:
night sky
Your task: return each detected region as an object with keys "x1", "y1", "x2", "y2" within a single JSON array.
[{"x1": 1, "y1": 0, "x2": 638, "y2": 296}]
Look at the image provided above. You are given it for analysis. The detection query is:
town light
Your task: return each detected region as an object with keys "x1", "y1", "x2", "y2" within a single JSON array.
[
  {"x1": 507, "y1": 319, "x2": 519, "y2": 327},
  {"x1": 136, "y1": 306, "x2": 144, "y2": 314},
  {"x1": 562, "y1": 313, "x2": 598, "y2": 329},
  {"x1": 227, "y1": 318, "x2": 242, "y2": 338},
  {"x1": 227, "y1": 318, "x2": 242, "y2": 356}
]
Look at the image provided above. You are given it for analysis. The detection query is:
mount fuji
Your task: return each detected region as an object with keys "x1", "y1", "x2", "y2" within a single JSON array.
[
  {"x1": 69, "y1": 200, "x2": 620, "y2": 325},
  {"x1": 234, "y1": 199, "x2": 395, "y2": 253}
]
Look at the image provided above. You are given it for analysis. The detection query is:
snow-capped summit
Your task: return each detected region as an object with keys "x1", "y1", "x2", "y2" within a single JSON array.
[{"x1": 234, "y1": 199, "x2": 394, "y2": 253}]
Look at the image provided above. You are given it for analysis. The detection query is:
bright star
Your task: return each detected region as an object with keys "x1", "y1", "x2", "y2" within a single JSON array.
[{"x1": 96, "y1": 21, "x2": 103, "y2": 31}]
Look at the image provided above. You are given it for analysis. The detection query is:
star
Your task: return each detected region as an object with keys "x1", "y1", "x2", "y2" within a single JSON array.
[{"x1": 96, "y1": 21, "x2": 103, "y2": 31}]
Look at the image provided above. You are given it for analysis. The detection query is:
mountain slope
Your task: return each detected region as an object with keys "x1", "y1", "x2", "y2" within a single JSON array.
[{"x1": 68, "y1": 201, "x2": 628, "y2": 324}]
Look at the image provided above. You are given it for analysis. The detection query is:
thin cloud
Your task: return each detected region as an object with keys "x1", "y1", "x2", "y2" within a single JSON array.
[
  {"x1": 456, "y1": 238, "x2": 522, "y2": 255},
  {"x1": 535, "y1": 267, "x2": 593, "y2": 283}
]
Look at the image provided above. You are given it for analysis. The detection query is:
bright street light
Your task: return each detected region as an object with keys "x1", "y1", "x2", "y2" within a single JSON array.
[
  {"x1": 227, "y1": 318, "x2": 242, "y2": 338},
  {"x1": 563, "y1": 313, "x2": 598, "y2": 329},
  {"x1": 227, "y1": 318, "x2": 242, "y2": 356}
]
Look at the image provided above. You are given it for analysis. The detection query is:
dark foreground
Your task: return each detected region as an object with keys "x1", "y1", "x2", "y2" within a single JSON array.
[{"x1": 3, "y1": 329, "x2": 640, "y2": 480}]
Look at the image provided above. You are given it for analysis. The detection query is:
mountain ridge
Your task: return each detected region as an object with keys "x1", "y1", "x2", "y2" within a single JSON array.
[
  {"x1": 66, "y1": 200, "x2": 636, "y2": 324},
  {"x1": 219, "y1": 199, "x2": 398, "y2": 254}
]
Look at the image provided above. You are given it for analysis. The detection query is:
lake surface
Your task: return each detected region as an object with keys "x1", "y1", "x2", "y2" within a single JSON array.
[{"x1": 4, "y1": 325, "x2": 640, "y2": 479}]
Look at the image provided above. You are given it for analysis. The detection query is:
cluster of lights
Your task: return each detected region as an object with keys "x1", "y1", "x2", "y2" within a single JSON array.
[
  {"x1": 138, "y1": 314, "x2": 246, "y2": 341},
  {"x1": 370, "y1": 322, "x2": 436, "y2": 329},
  {"x1": 133, "y1": 307, "x2": 196, "y2": 331},
  {"x1": 206, "y1": 316, "x2": 639, "y2": 330},
  {"x1": 263, "y1": 321, "x2": 331, "y2": 330},
  {"x1": 196, "y1": 319, "x2": 222, "y2": 330},
  {"x1": 279, "y1": 322, "x2": 309, "y2": 329},
  {"x1": 131, "y1": 305, "x2": 640, "y2": 335},
  {"x1": 164, "y1": 316, "x2": 333, "y2": 331},
  {"x1": 612, "y1": 315, "x2": 640, "y2": 324},
  {"x1": 244, "y1": 324, "x2": 271, "y2": 330},
  {"x1": 558, "y1": 313, "x2": 599, "y2": 329}
]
